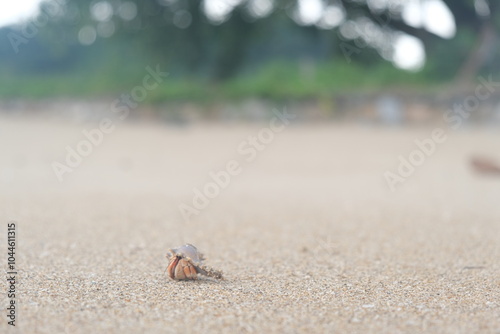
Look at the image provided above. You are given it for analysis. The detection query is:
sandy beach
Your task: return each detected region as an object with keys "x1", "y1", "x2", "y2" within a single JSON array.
[{"x1": 1, "y1": 114, "x2": 499, "y2": 333}]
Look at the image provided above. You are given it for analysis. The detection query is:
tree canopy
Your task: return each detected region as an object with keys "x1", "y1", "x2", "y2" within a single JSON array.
[{"x1": 1, "y1": 0, "x2": 498, "y2": 97}]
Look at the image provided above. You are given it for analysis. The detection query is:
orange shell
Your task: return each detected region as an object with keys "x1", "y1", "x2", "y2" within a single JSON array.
[{"x1": 167, "y1": 256, "x2": 198, "y2": 280}]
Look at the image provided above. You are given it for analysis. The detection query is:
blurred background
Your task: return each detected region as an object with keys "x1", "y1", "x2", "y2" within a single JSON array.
[
  {"x1": 0, "y1": 0, "x2": 500, "y2": 123},
  {"x1": 1, "y1": 3, "x2": 500, "y2": 332}
]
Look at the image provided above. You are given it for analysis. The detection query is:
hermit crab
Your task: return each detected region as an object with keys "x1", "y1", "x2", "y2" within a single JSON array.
[{"x1": 166, "y1": 244, "x2": 223, "y2": 281}]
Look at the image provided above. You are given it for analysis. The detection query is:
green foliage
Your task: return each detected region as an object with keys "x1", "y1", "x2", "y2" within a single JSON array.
[
  {"x1": 0, "y1": 0, "x2": 496, "y2": 101},
  {"x1": 423, "y1": 28, "x2": 476, "y2": 81},
  {"x1": 0, "y1": 59, "x2": 440, "y2": 101}
]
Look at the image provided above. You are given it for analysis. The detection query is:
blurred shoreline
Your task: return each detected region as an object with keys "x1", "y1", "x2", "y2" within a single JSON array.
[{"x1": 2, "y1": 94, "x2": 500, "y2": 126}]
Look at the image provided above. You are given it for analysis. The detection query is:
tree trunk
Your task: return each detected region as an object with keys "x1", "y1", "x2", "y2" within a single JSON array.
[{"x1": 455, "y1": 21, "x2": 496, "y2": 87}]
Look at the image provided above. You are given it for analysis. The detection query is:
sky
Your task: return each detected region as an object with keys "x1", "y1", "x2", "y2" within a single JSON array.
[
  {"x1": 0, "y1": 0, "x2": 43, "y2": 28},
  {"x1": 0, "y1": 0, "x2": 456, "y2": 71}
]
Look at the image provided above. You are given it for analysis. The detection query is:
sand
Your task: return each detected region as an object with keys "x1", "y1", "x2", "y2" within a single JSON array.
[{"x1": 1, "y1": 114, "x2": 499, "y2": 333}]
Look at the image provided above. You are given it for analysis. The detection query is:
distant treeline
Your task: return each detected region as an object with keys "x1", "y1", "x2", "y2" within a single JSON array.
[{"x1": 0, "y1": 0, "x2": 499, "y2": 100}]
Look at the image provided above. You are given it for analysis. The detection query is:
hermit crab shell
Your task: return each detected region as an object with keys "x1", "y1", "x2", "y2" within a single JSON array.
[
  {"x1": 166, "y1": 244, "x2": 223, "y2": 281},
  {"x1": 167, "y1": 257, "x2": 198, "y2": 280}
]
